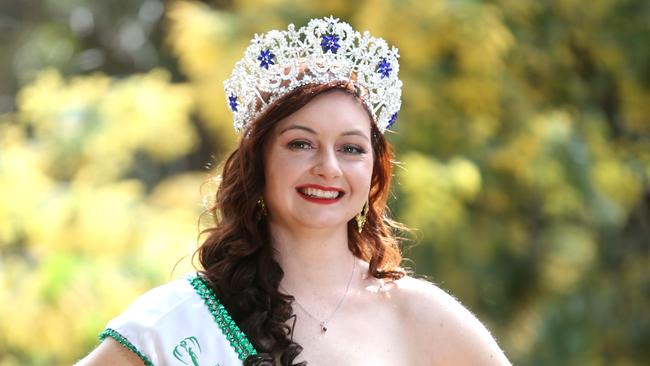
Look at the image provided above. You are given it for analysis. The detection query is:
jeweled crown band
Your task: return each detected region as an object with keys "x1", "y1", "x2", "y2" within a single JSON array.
[{"x1": 223, "y1": 16, "x2": 402, "y2": 133}]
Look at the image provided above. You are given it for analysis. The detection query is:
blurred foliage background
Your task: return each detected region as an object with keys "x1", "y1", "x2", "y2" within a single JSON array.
[{"x1": 0, "y1": 0, "x2": 648, "y2": 365}]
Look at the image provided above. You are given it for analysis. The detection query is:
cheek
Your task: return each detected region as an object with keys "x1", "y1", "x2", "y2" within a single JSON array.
[
  {"x1": 264, "y1": 152, "x2": 300, "y2": 194},
  {"x1": 264, "y1": 165, "x2": 287, "y2": 196},
  {"x1": 351, "y1": 160, "x2": 374, "y2": 191}
]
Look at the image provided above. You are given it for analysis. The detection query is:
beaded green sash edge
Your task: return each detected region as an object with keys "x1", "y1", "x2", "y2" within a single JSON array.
[
  {"x1": 188, "y1": 273, "x2": 258, "y2": 361},
  {"x1": 99, "y1": 328, "x2": 155, "y2": 366}
]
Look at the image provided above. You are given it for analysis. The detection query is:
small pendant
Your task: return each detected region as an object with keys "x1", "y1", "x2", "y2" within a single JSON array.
[{"x1": 320, "y1": 321, "x2": 327, "y2": 333}]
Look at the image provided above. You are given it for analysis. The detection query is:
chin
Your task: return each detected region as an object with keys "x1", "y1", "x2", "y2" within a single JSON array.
[{"x1": 295, "y1": 217, "x2": 350, "y2": 231}]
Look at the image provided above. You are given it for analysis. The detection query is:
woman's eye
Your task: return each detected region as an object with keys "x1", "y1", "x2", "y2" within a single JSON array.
[
  {"x1": 287, "y1": 140, "x2": 312, "y2": 150},
  {"x1": 342, "y1": 145, "x2": 366, "y2": 154}
]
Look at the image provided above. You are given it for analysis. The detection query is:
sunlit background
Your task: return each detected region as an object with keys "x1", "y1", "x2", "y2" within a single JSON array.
[{"x1": 1, "y1": 0, "x2": 649, "y2": 365}]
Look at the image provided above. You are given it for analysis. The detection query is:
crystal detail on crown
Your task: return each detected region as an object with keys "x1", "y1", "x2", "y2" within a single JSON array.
[
  {"x1": 224, "y1": 16, "x2": 402, "y2": 133},
  {"x1": 228, "y1": 94, "x2": 238, "y2": 112}
]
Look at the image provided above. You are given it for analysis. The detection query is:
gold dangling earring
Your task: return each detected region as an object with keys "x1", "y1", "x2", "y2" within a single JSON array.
[
  {"x1": 257, "y1": 197, "x2": 267, "y2": 218},
  {"x1": 355, "y1": 201, "x2": 369, "y2": 233}
]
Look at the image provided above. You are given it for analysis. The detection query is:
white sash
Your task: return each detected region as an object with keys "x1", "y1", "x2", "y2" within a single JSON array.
[{"x1": 100, "y1": 274, "x2": 256, "y2": 366}]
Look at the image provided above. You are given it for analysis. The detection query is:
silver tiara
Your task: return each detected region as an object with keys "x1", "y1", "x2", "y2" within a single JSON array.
[{"x1": 223, "y1": 16, "x2": 402, "y2": 133}]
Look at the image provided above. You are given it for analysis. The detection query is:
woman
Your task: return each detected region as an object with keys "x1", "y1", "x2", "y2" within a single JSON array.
[{"x1": 79, "y1": 17, "x2": 511, "y2": 366}]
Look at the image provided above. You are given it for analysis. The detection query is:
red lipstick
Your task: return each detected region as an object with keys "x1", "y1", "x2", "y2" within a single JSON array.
[{"x1": 296, "y1": 184, "x2": 345, "y2": 205}]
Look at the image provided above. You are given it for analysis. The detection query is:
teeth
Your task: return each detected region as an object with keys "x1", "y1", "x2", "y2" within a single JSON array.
[{"x1": 301, "y1": 187, "x2": 340, "y2": 199}]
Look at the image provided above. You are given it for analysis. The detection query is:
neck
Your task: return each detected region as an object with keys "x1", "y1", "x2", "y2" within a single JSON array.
[{"x1": 269, "y1": 223, "x2": 358, "y2": 296}]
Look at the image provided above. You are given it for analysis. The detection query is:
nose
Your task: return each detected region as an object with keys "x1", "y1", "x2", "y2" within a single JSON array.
[{"x1": 311, "y1": 146, "x2": 342, "y2": 179}]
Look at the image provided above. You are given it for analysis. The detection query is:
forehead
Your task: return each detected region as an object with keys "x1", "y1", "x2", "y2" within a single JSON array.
[{"x1": 274, "y1": 90, "x2": 373, "y2": 135}]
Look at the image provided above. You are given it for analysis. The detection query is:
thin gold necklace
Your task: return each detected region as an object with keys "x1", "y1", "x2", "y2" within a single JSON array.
[{"x1": 280, "y1": 257, "x2": 356, "y2": 333}]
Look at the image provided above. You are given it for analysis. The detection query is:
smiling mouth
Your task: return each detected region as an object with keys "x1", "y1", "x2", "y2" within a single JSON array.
[{"x1": 296, "y1": 187, "x2": 345, "y2": 200}]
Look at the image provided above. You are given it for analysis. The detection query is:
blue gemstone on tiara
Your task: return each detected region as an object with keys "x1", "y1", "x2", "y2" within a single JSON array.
[
  {"x1": 377, "y1": 58, "x2": 392, "y2": 79},
  {"x1": 228, "y1": 94, "x2": 238, "y2": 112},
  {"x1": 257, "y1": 49, "x2": 275, "y2": 69},
  {"x1": 320, "y1": 34, "x2": 340, "y2": 54},
  {"x1": 387, "y1": 112, "x2": 398, "y2": 128}
]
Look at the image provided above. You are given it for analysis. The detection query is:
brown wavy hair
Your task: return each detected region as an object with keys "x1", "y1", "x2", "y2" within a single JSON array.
[{"x1": 197, "y1": 82, "x2": 406, "y2": 365}]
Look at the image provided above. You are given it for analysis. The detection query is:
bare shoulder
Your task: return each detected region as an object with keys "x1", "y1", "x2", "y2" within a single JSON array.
[
  {"x1": 75, "y1": 337, "x2": 145, "y2": 366},
  {"x1": 389, "y1": 276, "x2": 511, "y2": 366}
]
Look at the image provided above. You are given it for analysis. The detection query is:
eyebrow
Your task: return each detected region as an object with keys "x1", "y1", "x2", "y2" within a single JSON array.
[{"x1": 279, "y1": 124, "x2": 370, "y2": 142}]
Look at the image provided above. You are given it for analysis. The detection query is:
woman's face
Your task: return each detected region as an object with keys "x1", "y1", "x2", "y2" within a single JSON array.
[{"x1": 263, "y1": 90, "x2": 374, "y2": 233}]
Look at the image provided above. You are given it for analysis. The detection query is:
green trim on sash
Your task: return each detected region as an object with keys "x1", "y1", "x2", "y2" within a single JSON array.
[
  {"x1": 188, "y1": 273, "x2": 258, "y2": 361},
  {"x1": 99, "y1": 328, "x2": 155, "y2": 366}
]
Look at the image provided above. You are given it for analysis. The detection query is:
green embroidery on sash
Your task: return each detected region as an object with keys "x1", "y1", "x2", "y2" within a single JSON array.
[
  {"x1": 99, "y1": 328, "x2": 155, "y2": 366},
  {"x1": 173, "y1": 336, "x2": 202, "y2": 365},
  {"x1": 187, "y1": 273, "x2": 258, "y2": 361}
]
